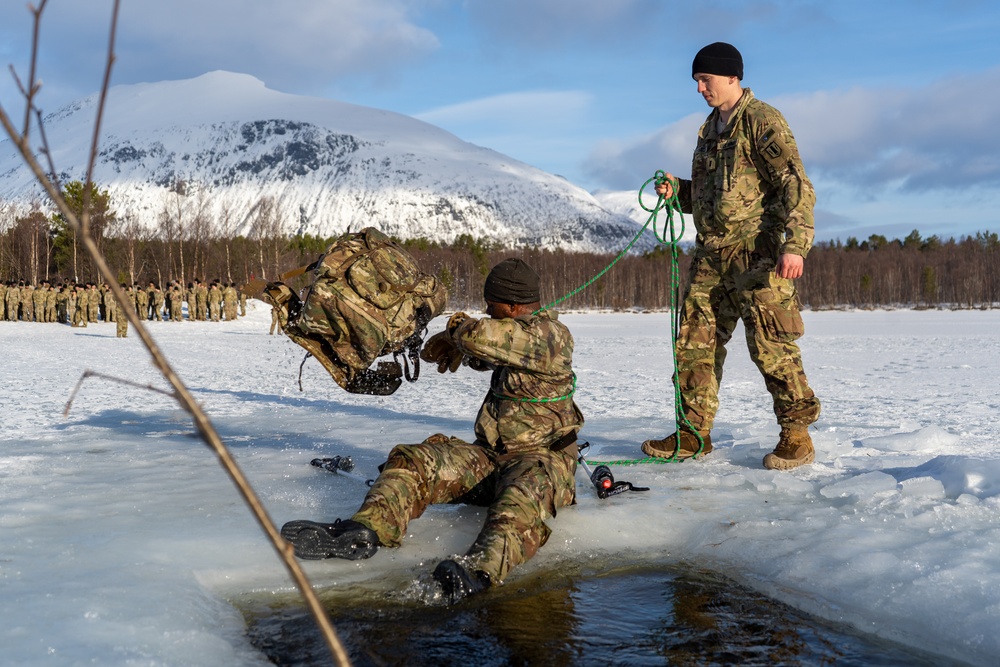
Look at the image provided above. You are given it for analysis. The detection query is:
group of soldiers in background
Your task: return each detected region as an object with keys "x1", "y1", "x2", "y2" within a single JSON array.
[{"x1": 0, "y1": 278, "x2": 247, "y2": 337}]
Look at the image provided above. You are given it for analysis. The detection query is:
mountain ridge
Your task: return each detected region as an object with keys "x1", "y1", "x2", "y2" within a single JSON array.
[{"x1": 0, "y1": 71, "x2": 657, "y2": 253}]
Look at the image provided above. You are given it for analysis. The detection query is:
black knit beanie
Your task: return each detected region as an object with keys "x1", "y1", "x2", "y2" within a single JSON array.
[
  {"x1": 692, "y1": 42, "x2": 743, "y2": 80},
  {"x1": 483, "y1": 258, "x2": 540, "y2": 305}
]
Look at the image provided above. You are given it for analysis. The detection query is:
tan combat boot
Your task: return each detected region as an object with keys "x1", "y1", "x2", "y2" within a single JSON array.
[
  {"x1": 763, "y1": 425, "x2": 815, "y2": 470},
  {"x1": 641, "y1": 429, "x2": 712, "y2": 460}
]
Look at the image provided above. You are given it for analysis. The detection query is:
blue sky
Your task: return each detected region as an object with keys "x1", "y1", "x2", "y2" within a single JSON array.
[{"x1": 1, "y1": 0, "x2": 998, "y2": 243}]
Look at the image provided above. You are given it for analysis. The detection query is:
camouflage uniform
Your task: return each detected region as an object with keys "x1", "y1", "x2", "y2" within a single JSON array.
[
  {"x1": 134, "y1": 284, "x2": 148, "y2": 321},
  {"x1": 116, "y1": 293, "x2": 129, "y2": 337},
  {"x1": 32, "y1": 284, "x2": 46, "y2": 322},
  {"x1": 150, "y1": 285, "x2": 165, "y2": 321},
  {"x1": 222, "y1": 283, "x2": 238, "y2": 320},
  {"x1": 352, "y1": 310, "x2": 583, "y2": 584},
  {"x1": 672, "y1": 88, "x2": 820, "y2": 432},
  {"x1": 56, "y1": 286, "x2": 69, "y2": 323},
  {"x1": 169, "y1": 286, "x2": 184, "y2": 321},
  {"x1": 195, "y1": 281, "x2": 208, "y2": 320},
  {"x1": 20, "y1": 285, "x2": 34, "y2": 322},
  {"x1": 45, "y1": 285, "x2": 57, "y2": 322},
  {"x1": 6, "y1": 283, "x2": 20, "y2": 320},
  {"x1": 103, "y1": 286, "x2": 117, "y2": 323},
  {"x1": 72, "y1": 287, "x2": 88, "y2": 327},
  {"x1": 87, "y1": 285, "x2": 100, "y2": 322},
  {"x1": 208, "y1": 283, "x2": 222, "y2": 321}
]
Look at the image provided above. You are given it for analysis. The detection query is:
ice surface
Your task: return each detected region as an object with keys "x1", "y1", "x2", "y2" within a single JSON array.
[{"x1": 1, "y1": 307, "x2": 999, "y2": 665}]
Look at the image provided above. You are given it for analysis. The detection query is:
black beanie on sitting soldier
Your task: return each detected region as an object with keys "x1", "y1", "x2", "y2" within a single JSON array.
[
  {"x1": 692, "y1": 42, "x2": 743, "y2": 80},
  {"x1": 483, "y1": 258, "x2": 540, "y2": 305}
]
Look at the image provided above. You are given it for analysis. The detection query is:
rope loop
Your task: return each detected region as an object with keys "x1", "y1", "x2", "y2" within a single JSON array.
[{"x1": 525, "y1": 172, "x2": 698, "y2": 465}]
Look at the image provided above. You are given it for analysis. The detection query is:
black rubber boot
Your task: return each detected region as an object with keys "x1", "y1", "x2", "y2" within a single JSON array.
[
  {"x1": 280, "y1": 519, "x2": 381, "y2": 560},
  {"x1": 432, "y1": 559, "x2": 489, "y2": 604}
]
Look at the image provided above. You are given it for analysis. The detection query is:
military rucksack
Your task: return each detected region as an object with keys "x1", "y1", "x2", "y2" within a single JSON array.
[{"x1": 264, "y1": 227, "x2": 448, "y2": 395}]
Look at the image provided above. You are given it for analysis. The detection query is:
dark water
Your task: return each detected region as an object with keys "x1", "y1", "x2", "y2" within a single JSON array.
[{"x1": 240, "y1": 565, "x2": 960, "y2": 666}]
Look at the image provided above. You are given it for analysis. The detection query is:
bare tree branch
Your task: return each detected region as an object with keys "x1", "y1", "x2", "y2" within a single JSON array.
[
  {"x1": 64, "y1": 369, "x2": 178, "y2": 417},
  {"x1": 23, "y1": 0, "x2": 48, "y2": 137},
  {"x1": 1, "y1": 4, "x2": 352, "y2": 665}
]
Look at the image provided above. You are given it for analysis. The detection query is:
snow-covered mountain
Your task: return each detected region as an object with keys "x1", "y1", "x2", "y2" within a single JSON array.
[{"x1": 0, "y1": 71, "x2": 655, "y2": 253}]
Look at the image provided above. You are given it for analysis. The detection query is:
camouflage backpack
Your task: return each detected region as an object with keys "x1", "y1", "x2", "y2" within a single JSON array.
[{"x1": 264, "y1": 227, "x2": 448, "y2": 395}]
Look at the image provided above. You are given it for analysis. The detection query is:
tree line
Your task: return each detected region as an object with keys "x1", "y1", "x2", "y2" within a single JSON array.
[{"x1": 1, "y1": 182, "x2": 997, "y2": 309}]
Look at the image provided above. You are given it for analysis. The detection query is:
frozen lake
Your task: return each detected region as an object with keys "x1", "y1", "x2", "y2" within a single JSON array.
[{"x1": 1, "y1": 305, "x2": 998, "y2": 665}]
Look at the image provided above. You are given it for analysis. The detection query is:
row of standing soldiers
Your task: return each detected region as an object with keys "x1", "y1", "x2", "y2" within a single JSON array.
[{"x1": 0, "y1": 279, "x2": 247, "y2": 325}]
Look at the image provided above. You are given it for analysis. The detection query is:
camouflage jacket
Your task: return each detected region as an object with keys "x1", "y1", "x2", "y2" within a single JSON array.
[
  {"x1": 453, "y1": 310, "x2": 584, "y2": 455},
  {"x1": 677, "y1": 88, "x2": 816, "y2": 258}
]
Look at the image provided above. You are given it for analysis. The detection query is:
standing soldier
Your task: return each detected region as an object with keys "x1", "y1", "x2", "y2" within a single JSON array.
[
  {"x1": 45, "y1": 283, "x2": 57, "y2": 322},
  {"x1": 169, "y1": 284, "x2": 184, "y2": 321},
  {"x1": 195, "y1": 279, "x2": 209, "y2": 321},
  {"x1": 239, "y1": 287, "x2": 247, "y2": 317},
  {"x1": 223, "y1": 282, "x2": 238, "y2": 320},
  {"x1": 104, "y1": 283, "x2": 117, "y2": 324},
  {"x1": 163, "y1": 281, "x2": 173, "y2": 321},
  {"x1": 21, "y1": 282, "x2": 34, "y2": 322},
  {"x1": 32, "y1": 282, "x2": 47, "y2": 322},
  {"x1": 134, "y1": 282, "x2": 148, "y2": 321},
  {"x1": 208, "y1": 281, "x2": 222, "y2": 321},
  {"x1": 72, "y1": 284, "x2": 89, "y2": 327},
  {"x1": 150, "y1": 282, "x2": 165, "y2": 321},
  {"x1": 123, "y1": 284, "x2": 135, "y2": 320},
  {"x1": 116, "y1": 284, "x2": 129, "y2": 338},
  {"x1": 97, "y1": 283, "x2": 107, "y2": 321},
  {"x1": 0, "y1": 281, "x2": 7, "y2": 320},
  {"x1": 641, "y1": 42, "x2": 821, "y2": 470},
  {"x1": 59, "y1": 284, "x2": 72, "y2": 324},
  {"x1": 87, "y1": 283, "x2": 100, "y2": 322},
  {"x1": 6, "y1": 281, "x2": 21, "y2": 320},
  {"x1": 186, "y1": 282, "x2": 197, "y2": 321}
]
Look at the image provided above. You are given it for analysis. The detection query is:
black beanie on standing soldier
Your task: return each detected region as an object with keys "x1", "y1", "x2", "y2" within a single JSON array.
[{"x1": 691, "y1": 42, "x2": 744, "y2": 80}]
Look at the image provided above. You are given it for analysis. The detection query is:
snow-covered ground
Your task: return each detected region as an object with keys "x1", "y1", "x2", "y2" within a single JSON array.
[{"x1": 2, "y1": 304, "x2": 998, "y2": 665}]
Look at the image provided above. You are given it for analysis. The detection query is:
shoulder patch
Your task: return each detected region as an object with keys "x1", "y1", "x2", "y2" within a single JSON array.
[{"x1": 756, "y1": 125, "x2": 788, "y2": 166}]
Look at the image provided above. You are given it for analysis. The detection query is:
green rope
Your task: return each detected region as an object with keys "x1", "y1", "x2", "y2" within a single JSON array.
[
  {"x1": 649, "y1": 172, "x2": 707, "y2": 464},
  {"x1": 537, "y1": 170, "x2": 705, "y2": 465},
  {"x1": 584, "y1": 457, "x2": 670, "y2": 466},
  {"x1": 492, "y1": 373, "x2": 577, "y2": 403}
]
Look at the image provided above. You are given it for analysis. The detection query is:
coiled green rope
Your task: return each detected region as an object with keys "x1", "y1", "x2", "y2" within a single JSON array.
[
  {"x1": 550, "y1": 171, "x2": 705, "y2": 465},
  {"x1": 506, "y1": 173, "x2": 704, "y2": 463}
]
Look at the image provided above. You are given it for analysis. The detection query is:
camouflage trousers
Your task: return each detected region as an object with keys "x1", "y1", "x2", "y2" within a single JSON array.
[
  {"x1": 675, "y1": 240, "x2": 821, "y2": 432},
  {"x1": 352, "y1": 434, "x2": 577, "y2": 584}
]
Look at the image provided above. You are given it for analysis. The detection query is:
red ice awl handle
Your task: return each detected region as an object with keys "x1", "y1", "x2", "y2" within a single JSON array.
[{"x1": 576, "y1": 443, "x2": 650, "y2": 499}]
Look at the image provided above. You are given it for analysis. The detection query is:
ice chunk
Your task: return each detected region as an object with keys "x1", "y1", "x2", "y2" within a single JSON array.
[{"x1": 820, "y1": 471, "x2": 899, "y2": 499}]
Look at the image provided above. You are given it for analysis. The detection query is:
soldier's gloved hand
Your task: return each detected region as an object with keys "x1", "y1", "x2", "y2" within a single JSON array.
[
  {"x1": 447, "y1": 311, "x2": 469, "y2": 335},
  {"x1": 420, "y1": 331, "x2": 464, "y2": 373}
]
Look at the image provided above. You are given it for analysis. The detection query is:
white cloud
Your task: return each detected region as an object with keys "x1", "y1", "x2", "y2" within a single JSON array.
[
  {"x1": 0, "y1": 0, "x2": 440, "y2": 110},
  {"x1": 583, "y1": 113, "x2": 702, "y2": 189},
  {"x1": 416, "y1": 90, "x2": 592, "y2": 129},
  {"x1": 586, "y1": 66, "x2": 1000, "y2": 194}
]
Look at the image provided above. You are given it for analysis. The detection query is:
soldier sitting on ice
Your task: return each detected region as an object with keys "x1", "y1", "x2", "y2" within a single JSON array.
[{"x1": 281, "y1": 258, "x2": 584, "y2": 603}]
